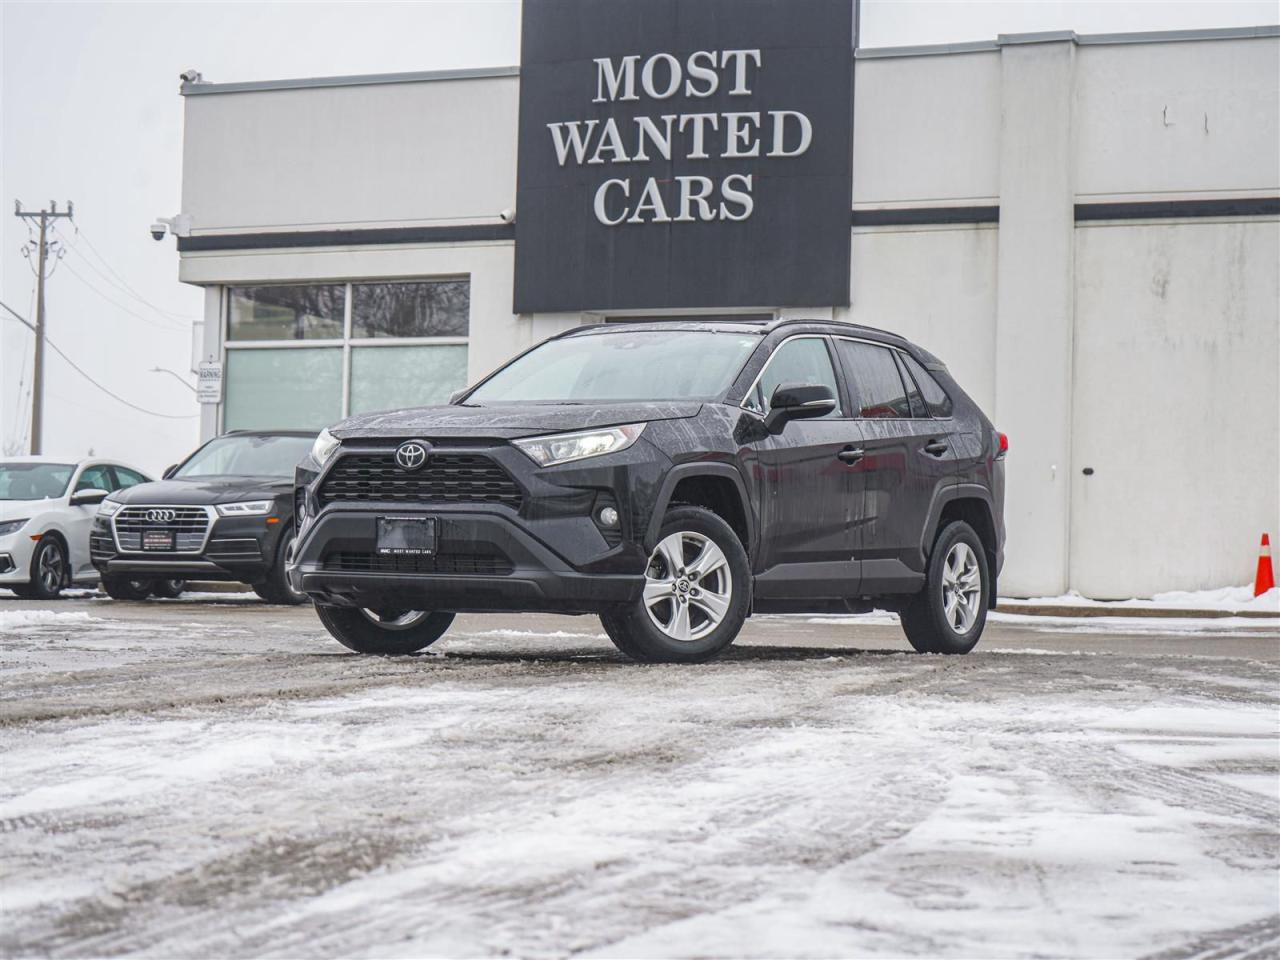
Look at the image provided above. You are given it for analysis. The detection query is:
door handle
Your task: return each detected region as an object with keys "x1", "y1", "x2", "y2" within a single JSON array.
[
  {"x1": 837, "y1": 446, "x2": 865, "y2": 464},
  {"x1": 923, "y1": 440, "x2": 948, "y2": 457}
]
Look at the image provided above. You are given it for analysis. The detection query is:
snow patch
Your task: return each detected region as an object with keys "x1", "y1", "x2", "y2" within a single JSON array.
[
  {"x1": 1012, "y1": 585, "x2": 1279, "y2": 614},
  {"x1": 0, "y1": 610, "x2": 100, "y2": 631}
]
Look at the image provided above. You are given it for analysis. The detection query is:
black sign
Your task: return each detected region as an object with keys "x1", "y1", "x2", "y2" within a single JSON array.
[{"x1": 514, "y1": 0, "x2": 855, "y2": 314}]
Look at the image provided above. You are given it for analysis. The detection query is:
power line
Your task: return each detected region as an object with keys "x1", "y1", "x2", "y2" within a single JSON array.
[
  {"x1": 60, "y1": 259, "x2": 189, "y2": 332},
  {"x1": 0, "y1": 299, "x2": 197, "y2": 421},
  {"x1": 58, "y1": 223, "x2": 201, "y2": 322}
]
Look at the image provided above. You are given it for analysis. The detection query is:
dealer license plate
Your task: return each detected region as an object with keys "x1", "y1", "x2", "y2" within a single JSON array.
[
  {"x1": 142, "y1": 530, "x2": 175, "y2": 551},
  {"x1": 377, "y1": 516, "x2": 436, "y2": 556}
]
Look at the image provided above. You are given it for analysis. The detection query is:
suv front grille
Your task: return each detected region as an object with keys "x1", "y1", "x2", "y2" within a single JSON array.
[
  {"x1": 317, "y1": 452, "x2": 523, "y2": 510},
  {"x1": 322, "y1": 550, "x2": 514, "y2": 576},
  {"x1": 114, "y1": 506, "x2": 211, "y2": 553}
]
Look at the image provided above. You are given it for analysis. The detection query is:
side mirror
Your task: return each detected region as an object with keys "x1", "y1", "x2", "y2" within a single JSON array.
[
  {"x1": 70, "y1": 488, "x2": 109, "y2": 507},
  {"x1": 765, "y1": 383, "x2": 837, "y2": 433},
  {"x1": 162, "y1": 464, "x2": 178, "y2": 479}
]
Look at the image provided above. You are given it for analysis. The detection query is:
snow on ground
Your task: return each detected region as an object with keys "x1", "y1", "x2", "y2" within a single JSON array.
[
  {"x1": 0, "y1": 598, "x2": 1277, "y2": 958},
  {"x1": 0, "y1": 610, "x2": 100, "y2": 631},
  {"x1": 1012, "y1": 584, "x2": 1280, "y2": 614}
]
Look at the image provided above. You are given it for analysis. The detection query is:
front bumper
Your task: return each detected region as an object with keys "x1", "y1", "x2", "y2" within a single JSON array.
[
  {"x1": 0, "y1": 532, "x2": 35, "y2": 583},
  {"x1": 90, "y1": 514, "x2": 280, "y2": 583},
  {"x1": 289, "y1": 508, "x2": 645, "y2": 613}
]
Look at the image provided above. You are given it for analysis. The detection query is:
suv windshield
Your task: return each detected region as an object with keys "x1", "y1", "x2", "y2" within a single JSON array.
[
  {"x1": 176, "y1": 434, "x2": 313, "y2": 479},
  {"x1": 0, "y1": 462, "x2": 75, "y2": 501},
  {"x1": 466, "y1": 329, "x2": 761, "y2": 404}
]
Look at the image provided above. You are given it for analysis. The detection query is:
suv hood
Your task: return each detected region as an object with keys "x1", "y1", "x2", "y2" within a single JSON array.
[
  {"x1": 331, "y1": 402, "x2": 704, "y2": 440},
  {"x1": 108, "y1": 476, "x2": 292, "y2": 507}
]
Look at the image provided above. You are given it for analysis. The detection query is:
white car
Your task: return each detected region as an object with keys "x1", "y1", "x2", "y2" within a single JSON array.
[{"x1": 0, "y1": 457, "x2": 154, "y2": 599}]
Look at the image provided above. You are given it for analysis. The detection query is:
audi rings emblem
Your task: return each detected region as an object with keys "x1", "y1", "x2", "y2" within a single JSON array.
[
  {"x1": 395, "y1": 440, "x2": 430, "y2": 471},
  {"x1": 145, "y1": 509, "x2": 177, "y2": 523}
]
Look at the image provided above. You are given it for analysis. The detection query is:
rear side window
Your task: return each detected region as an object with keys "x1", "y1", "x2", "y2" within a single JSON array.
[
  {"x1": 900, "y1": 353, "x2": 954, "y2": 418},
  {"x1": 744, "y1": 337, "x2": 842, "y2": 417},
  {"x1": 835, "y1": 340, "x2": 912, "y2": 419}
]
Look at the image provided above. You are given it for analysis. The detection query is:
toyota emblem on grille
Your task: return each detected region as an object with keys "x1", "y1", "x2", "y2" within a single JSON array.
[
  {"x1": 145, "y1": 509, "x2": 177, "y2": 523},
  {"x1": 395, "y1": 440, "x2": 430, "y2": 471}
]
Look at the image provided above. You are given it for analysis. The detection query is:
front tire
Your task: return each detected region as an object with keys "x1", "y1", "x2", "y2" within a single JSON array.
[
  {"x1": 315, "y1": 604, "x2": 455, "y2": 655},
  {"x1": 101, "y1": 576, "x2": 155, "y2": 601},
  {"x1": 27, "y1": 538, "x2": 69, "y2": 600},
  {"x1": 601, "y1": 505, "x2": 750, "y2": 663},
  {"x1": 252, "y1": 532, "x2": 308, "y2": 605},
  {"x1": 900, "y1": 520, "x2": 990, "y2": 654}
]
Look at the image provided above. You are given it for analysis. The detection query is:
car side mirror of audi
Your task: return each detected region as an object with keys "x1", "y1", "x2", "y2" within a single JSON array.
[
  {"x1": 765, "y1": 383, "x2": 838, "y2": 433},
  {"x1": 70, "y1": 488, "x2": 109, "y2": 507},
  {"x1": 162, "y1": 464, "x2": 178, "y2": 480}
]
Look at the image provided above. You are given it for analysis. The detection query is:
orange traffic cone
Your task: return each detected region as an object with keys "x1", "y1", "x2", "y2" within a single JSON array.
[{"x1": 1255, "y1": 534, "x2": 1276, "y2": 597}]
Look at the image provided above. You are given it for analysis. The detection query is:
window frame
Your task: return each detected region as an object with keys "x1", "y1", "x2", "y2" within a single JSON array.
[
  {"x1": 221, "y1": 277, "x2": 470, "y2": 432},
  {"x1": 738, "y1": 334, "x2": 848, "y2": 418},
  {"x1": 831, "y1": 335, "x2": 946, "y2": 422}
]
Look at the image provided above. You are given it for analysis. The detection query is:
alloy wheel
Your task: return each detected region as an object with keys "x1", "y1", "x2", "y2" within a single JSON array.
[
  {"x1": 38, "y1": 543, "x2": 65, "y2": 593},
  {"x1": 643, "y1": 531, "x2": 733, "y2": 643},
  {"x1": 941, "y1": 541, "x2": 983, "y2": 634}
]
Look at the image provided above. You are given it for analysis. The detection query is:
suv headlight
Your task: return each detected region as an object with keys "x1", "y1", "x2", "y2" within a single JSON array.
[
  {"x1": 513, "y1": 423, "x2": 646, "y2": 467},
  {"x1": 216, "y1": 500, "x2": 273, "y2": 517},
  {"x1": 0, "y1": 518, "x2": 28, "y2": 537},
  {"x1": 97, "y1": 499, "x2": 123, "y2": 518},
  {"x1": 312, "y1": 427, "x2": 340, "y2": 465}
]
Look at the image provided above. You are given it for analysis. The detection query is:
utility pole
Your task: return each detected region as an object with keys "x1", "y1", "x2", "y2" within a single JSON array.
[{"x1": 14, "y1": 200, "x2": 73, "y2": 455}]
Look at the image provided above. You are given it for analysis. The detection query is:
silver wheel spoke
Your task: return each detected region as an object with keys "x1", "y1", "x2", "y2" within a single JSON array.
[
  {"x1": 667, "y1": 599, "x2": 692, "y2": 641},
  {"x1": 686, "y1": 541, "x2": 727, "y2": 581},
  {"x1": 655, "y1": 534, "x2": 685, "y2": 577},
  {"x1": 690, "y1": 588, "x2": 729, "y2": 622},
  {"x1": 941, "y1": 541, "x2": 983, "y2": 635},
  {"x1": 643, "y1": 578, "x2": 674, "y2": 608}
]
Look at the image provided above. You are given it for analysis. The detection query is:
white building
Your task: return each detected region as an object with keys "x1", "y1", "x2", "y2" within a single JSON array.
[{"x1": 174, "y1": 20, "x2": 1279, "y2": 600}]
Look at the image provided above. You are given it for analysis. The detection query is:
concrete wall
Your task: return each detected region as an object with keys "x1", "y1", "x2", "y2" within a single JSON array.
[{"x1": 181, "y1": 74, "x2": 519, "y2": 234}]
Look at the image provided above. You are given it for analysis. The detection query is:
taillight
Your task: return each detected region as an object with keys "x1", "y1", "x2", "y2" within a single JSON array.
[{"x1": 996, "y1": 432, "x2": 1009, "y2": 460}]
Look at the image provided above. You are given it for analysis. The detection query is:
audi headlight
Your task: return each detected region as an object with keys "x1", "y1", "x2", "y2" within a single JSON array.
[
  {"x1": 97, "y1": 499, "x2": 123, "y2": 518},
  {"x1": 216, "y1": 500, "x2": 273, "y2": 517},
  {"x1": 0, "y1": 518, "x2": 28, "y2": 537},
  {"x1": 311, "y1": 427, "x2": 340, "y2": 465},
  {"x1": 513, "y1": 423, "x2": 646, "y2": 467}
]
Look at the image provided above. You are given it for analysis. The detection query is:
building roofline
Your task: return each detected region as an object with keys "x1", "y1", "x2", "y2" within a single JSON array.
[
  {"x1": 855, "y1": 23, "x2": 1278, "y2": 59},
  {"x1": 178, "y1": 23, "x2": 1279, "y2": 94},
  {"x1": 180, "y1": 64, "x2": 519, "y2": 96}
]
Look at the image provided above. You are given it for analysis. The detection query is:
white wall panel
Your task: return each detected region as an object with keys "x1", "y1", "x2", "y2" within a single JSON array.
[
  {"x1": 182, "y1": 77, "x2": 519, "y2": 233},
  {"x1": 1070, "y1": 218, "x2": 1280, "y2": 597}
]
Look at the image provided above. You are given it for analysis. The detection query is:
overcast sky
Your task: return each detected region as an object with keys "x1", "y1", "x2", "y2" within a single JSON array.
[{"x1": 2, "y1": 0, "x2": 1275, "y2": 473}]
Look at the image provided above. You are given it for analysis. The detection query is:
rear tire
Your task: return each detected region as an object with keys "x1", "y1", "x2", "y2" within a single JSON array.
[
  {"x1": 27, "y1": 538, "x2": 69, "y2": 600},
  {"x1": 315, "y1": 604, "x2": 455, "y2": 655},
  {"x1": 900, "y1": 520, "x2": 989, "y2": 654},
  {"x1": 251, "y1": 532, "x2": 308, "y2": 605},
  {"x1": 601, "y1": 505, "x2": 750, "y2": 663},
  {"x1": 101, "y1": 576, "x2": 154, "y2": 601},
  {"x1": 151, "y1": 579, "x2": 186, "y2": 599}
]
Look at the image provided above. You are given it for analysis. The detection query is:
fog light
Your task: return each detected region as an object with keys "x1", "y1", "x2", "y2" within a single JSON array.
[{"x1": 598, "y1": 506, "x2": 619, "y2": 528}]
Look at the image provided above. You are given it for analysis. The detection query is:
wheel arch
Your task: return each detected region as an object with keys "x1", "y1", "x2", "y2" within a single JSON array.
[
  {"x1": 923, "y1": 485, "x2": 998, "y2": 607},
  {"x1": 645, "y1": 464, "x2": 755, "y2": 561}
]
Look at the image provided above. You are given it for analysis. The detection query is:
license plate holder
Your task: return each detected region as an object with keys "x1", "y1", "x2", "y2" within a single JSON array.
[
  {"x1": 377, "y1": 516, "x2": 436, "y2": 556},
  {"x1": 142, "y1": 530, "x2": 175, "y2": 552}
]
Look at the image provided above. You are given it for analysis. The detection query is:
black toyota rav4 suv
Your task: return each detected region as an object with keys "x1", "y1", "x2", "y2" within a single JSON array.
[
  {"x1": 92, "y1": 430, "x2": 313, "y2": 604},
  {"x1": 291, "y1": 319, "x2": 1005, "y2": 662}
]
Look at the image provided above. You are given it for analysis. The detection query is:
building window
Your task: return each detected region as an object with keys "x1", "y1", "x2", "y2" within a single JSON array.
[{"x1": 222, "y1": 278, "x2": 469, "y2": 432}]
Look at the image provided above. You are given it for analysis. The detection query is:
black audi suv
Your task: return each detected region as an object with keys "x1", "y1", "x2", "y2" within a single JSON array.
[
  {"x1": 291, "y1": 319, "x2": 1006, "y2": 661},
  {"x1": 92, "y1": 430, "x2": 313, "y2": 603}
]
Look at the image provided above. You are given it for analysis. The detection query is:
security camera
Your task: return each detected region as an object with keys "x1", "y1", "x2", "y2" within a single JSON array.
[
  {"x1": 150, "y1": 222, "x2": 168, "y2": 241},
  {"x1": 499, "y1": 208, "x2": 515, "y2": 224},
  {"x1": 180, "y1": 69, "x2": 203, "y2": 84}
]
